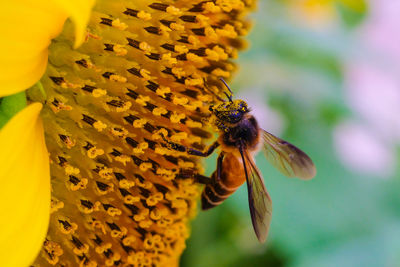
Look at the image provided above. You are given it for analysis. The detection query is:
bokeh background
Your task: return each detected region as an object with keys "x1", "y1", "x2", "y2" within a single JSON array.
[{"x1": 181, "y1": 0, "x2": 400, "y2": 266}]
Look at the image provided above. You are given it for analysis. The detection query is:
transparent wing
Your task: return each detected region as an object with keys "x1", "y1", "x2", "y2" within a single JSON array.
[
  {"x1": 262, "y1": 130, "x2": 316, "y2": 180},
  {"x1": 239, "y1": 146, "x2": 272, "y2": 243}
]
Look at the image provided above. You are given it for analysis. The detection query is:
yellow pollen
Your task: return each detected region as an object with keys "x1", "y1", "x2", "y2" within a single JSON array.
[
  {"x1": 166, "y1": 6, "x2": 182, "y2": 15},
  {"x1": 50, "y1": 198, "x2": 64, "y2": 214},
  {"x1": 171, "y1": 67, "x2": 186, "y2": 78},
  {"x1": 204, "y1": 2, "x2": 222, "y2": 13},
  {"x1": 178, "y1": 160, "x2": 195, "y2": 169},
  {"x1": 152, "y1": 107, "x2": 168, "y2": 116},
  {"x1": 139, "y1": 41, "x2": 151, "y2": 52},
  {"x1": 170, "y1": 112, "x2": 186, "y2": 123},
  {"x1": 139, "y1": 69, "x2": 152, "y2": 80},
  {"x1": 93, "y1": 121, "x2": 107, "y2": 131},
  {"x1": 124, "y1": 195, "x2": 140, "y2": 204},
  {"x1": 137, "y1": 10, "x2": 151, "y2": 20},
  {"x1": 139, "y1": 162, "x2": 153, "y2": 171},
  {"x1": 212, "y1": 68, "x2": 230, "y2": 77},
  {"x1": 70, "y1": 178, "x2": 88, "y2": 191},
  {"x1": 198, "y1": 94, "x2": 213, "y2": 102},
  {"x1": 135, "y1": 95, "x2": 150, "y2": 106},
  {"x1": 156, "y1": 86, "x2": 170, "y2": 97},
  {"x1": 154, "y1": 147, "x2": 169, "y2": 155},
  {"x1": 111, "y1": 18, "x2": 127, "y2": 30},
  {"x1": 92, "y1": 89, "x2": 107, "y2": 97},
  {"x1": 172, "y1": 96, "x2": 189, "y2": 106},
  {"x1": 185, "y1": 77, "x2": 203, "y2": 86},
  {"x1": 175, "y1": 45, "x2": 189, "y2": 53},
  {"x1": 98, "y1": 167, "x2": 113, "y2": 180},
  {"x1": 170, "y1": 23, "x2": 185, "y2": 31},
  {"x1": 171, "y1": 132, "x2": 188, "y2": 142},
  {"x1": 186, "y1": 53, "x2": 204, "y2": 64},
  {"x1": 204, "y1": 27, "x2": 218, "y2": 40},
  {"x1": 139, "y1": 220, "x2": 153, "y2": 228},
  {"x1": 133, "y1": 118, "x2": 147, "y2": 128},
  {"x1": 122, "y1": 235, "x2": 136, "y2": 246},
  {"x1": 87, "y1": 147, "x2": 104, "y2": 158},
  {"x1": 161, "y1": 53, "x2": 177, "y2": 66},
  {"x1": 115, "y1": 155, "x2": 131, "y2": 165},
  {"x1": 64, "y1": 165, "x2": 80, "y2": 176},
  {"x1": 119, "y1": 179, "x2": 135, "y2": 189}
]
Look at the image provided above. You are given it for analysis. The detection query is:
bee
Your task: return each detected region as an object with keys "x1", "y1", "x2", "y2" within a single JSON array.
[{"x1": 163, "y1": 79, "x2": 316, "y2": 243}]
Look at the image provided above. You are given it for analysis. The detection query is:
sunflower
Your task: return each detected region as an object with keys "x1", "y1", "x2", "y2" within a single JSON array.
[{"x1": 0, "y1": 0, "x2": 255, "y2": 266}]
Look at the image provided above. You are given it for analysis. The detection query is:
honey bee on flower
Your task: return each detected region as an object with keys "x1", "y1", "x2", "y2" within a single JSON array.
[{"x1": 165, "y1": 79, "x2": 316, "y2": 242}]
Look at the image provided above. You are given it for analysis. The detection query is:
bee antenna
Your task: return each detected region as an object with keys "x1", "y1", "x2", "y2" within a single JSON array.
[
  {"x1": 203, "y1": 78, "x2": 225, "y2": 102},
  {"x1": 219, "y1": 78, "x2": 234, "y2": 102},
  {"x1": 224, "y1": 91, "x2": 233, "y2": 102},
  {"x1": 219, "y1": 78, "x2": 233, "y2": 95}
]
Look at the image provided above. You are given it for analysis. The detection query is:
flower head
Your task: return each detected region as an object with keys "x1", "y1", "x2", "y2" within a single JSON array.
[{"x1": 1, "y1": 0, "x2": 255, "y2": 266}]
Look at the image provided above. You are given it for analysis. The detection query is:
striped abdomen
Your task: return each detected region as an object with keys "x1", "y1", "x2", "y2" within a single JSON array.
[{"x1": 201, "y1": 153, "x2": 246, "y2": 210}]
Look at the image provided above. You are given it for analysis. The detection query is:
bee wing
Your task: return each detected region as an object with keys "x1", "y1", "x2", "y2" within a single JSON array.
[
  {"x1": 239, "y1": 145, "x2": 272, "y2": 243},
  {"x1": 262, "y1": 130, "x2": 316, "y2": 180}
]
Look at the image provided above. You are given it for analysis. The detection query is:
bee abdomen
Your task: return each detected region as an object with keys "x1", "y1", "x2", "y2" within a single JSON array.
[
  {"x1": 201, "y1": 184, "x2": 228, "y2": 210},
  {"x1": 201, "y1": 177, "x2": 237, "y2": 210}
]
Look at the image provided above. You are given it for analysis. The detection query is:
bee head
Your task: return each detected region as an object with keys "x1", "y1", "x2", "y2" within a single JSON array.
[{"x1": 210, "y1": 99, "x2": 249, "y2": 124}]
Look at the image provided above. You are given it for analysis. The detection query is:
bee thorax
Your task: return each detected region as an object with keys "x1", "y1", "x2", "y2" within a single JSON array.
[{"x1": 220, "y1": 114, "x2": 260, "y2": 151}]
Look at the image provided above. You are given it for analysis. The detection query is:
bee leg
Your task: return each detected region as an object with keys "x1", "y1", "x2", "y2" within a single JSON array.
[
  {"x1": 161, "y1": 133, "x2": 220, "y2": 157},
  {"x1": 176, "y1": 152, "x2": 224, "y2": 185},
  {"x1": 216, "y1": 152, "x2": 225, "y2": 183},
  {"x1": 187, "y1": 141, "x2": 220, "y2": 157},
  {"x1": 176, "y1": 170, "x2": 211, "y2": 184}
]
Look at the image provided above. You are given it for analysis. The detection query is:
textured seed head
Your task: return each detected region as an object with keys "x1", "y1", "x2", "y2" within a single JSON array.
[{"x1": 29, "y1": 0, "x2": 254, "y2": 266}]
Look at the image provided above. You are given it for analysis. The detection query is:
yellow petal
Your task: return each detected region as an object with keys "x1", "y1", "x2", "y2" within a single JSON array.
[
  {"x1": 53, "y1": 0, "x2": 96, "y2": 48},
  {"x1": 0, "y1": 103, "x2": 50, "y2": 266},
  {"x1": 0, "y1": 0, "x2": 95, "y2": 97}
]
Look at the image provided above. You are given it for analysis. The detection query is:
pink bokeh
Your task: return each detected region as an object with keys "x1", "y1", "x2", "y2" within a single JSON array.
[{"x1": 335, "y1": 0, "x2": 400, "y2": 176}]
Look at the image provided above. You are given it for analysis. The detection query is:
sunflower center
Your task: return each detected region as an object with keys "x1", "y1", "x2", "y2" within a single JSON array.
[{"x1": 29, "y1": 0, "x2": 253, "y2": 266}]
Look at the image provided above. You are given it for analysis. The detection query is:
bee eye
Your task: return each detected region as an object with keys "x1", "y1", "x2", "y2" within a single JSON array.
[{"x1": 209, "y1": 105, "x2": 214, "y2": 111}]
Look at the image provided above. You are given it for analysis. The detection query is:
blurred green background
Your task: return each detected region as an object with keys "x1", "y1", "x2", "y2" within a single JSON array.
[{"x1": 181, "y1": 1, "x2": 400, "y2": 266}]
